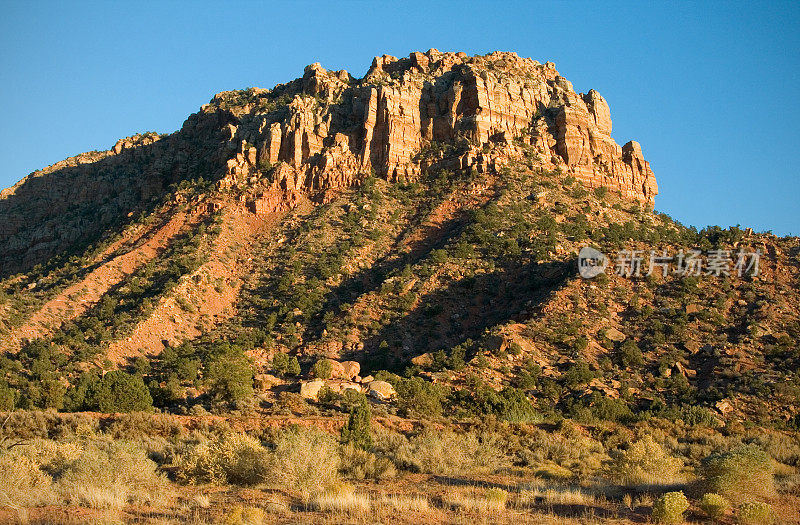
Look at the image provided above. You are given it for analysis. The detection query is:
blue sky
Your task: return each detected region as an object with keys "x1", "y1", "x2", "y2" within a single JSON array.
[{"x1": 2, "y1": 1, "x2": 798, "y2": 235}]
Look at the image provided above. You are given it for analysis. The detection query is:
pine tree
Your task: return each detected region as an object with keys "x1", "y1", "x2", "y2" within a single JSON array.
[{"x1": 341, "y1": 400, "x2": 373, "y2": 450}]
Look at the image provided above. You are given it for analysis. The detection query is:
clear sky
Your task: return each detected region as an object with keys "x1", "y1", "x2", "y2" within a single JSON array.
[{"x1": 2, "y1": 1, "x2": 798, "y2": 235}]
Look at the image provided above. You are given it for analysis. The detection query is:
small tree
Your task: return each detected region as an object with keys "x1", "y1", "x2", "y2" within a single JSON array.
[
  {"x1": 206, "y1": 349, "x2": 254, "y2": 405},
  {"x1": 286, "y1": 356, "x2": 301, "y2": 377},
  {"x1": 95, "y1": 371, "x2": 153, "y2": 412},
  {"x1": 272, "y1": 353, "x2": 289, "y2": 375},
  {"x1": 312, "y1": 359, "x2": 333, "y2": 380},
  {"x1": 341, "y1": 400, "x2": 373, "y2": 450}
]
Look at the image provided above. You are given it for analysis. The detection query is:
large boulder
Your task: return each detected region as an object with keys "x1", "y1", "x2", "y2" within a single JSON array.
[
  {"x1": 327, "y1": 380, "x2": 362, "y2": 394},
  {"x1": 340, "y1": 361, "x2": 361, "y2": 380},
  {"x1": 318, "y1": 359, "x2": 346, "y2": 379},
  {"x1": 300, "y1": 379, "x2": 325, "y2": 400},
  {"x1": 367, "y1": 380, "x2": 396, "y2": 401}
]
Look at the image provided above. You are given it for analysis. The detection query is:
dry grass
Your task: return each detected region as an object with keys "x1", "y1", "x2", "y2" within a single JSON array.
[
  {"x1": 517, "y1": 485, "x2": 596, "y2": 507},
  {"x1": 378, "y1": 494, "x2": 431, "y2": 512},
  {"x1": 443, "y1": 488, "x2": 508, "y2": 514},
  {"x1": 311, "y1": 485, "x2": 371, "y2": 513}
]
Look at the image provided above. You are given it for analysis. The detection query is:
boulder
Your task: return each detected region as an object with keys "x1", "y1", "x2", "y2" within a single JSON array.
[
  {"x1": 327, "y1": 380, "x2": 362, "y2": 394},
  {"x1": 300, "y1": 379, "x2": 325, "y2": 400},
  {"x1": 411, "y1": 353, "x2": 433, "y2": 367},
  {"x1": 367, "y1": 380, "x2": 396, "y2": 401},
  {"x1": 605, "y1": 327, "x2": 626, "y2": 342},
  {"x1": 340, "y1": 360, "x2": 361, "y2": 380},
  {"x1": 254, "y1": 374, "x2": 281, "y2": 391},
  {"x1": 360, "y1": 375, "x2": 374, "y2": 384},
  {"x1": 321, "y1": 359, "x2": 346, "y2": 379}
]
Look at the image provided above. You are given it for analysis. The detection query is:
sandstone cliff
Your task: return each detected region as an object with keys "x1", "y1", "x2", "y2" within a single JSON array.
[{"x1": 0, "y1": 50, "x2": 657, "y2": 276}]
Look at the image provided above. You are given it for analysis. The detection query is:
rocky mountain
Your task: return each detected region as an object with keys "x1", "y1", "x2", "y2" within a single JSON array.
[
  {"x1": 0, "y1": 49, "x2": 656, "y2": 277},
  {"x1": 0, "y1": 50, "x2": 798, "y2": 433}
]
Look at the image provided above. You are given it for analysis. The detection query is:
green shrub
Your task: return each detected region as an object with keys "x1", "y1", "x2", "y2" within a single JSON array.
[
  {"x1": 312, "y1": 359, "x2": 333, "y2": 379},
  {"x1": 607, "y1": 435, "x2": 684, "y2": 486},
  {"x1": 286, "y1": 356, "x2": 301, "y2": 376},
  {"x1": 651, "y1": 491, "x2": 689, "y2": 524},
  {"x1": 395, "y1": 376, "x2": 448, "y2": 417},
  {"x1": 699, "y1": 493, "x2": 730, "y2": 520},
  {"x1": 699, "y1": 445, "x2": 775, "y2": 503},
  {"x1": 205, "y1": 349, "x2": 254, "y2": 404},
  {"x1": 95, "y1": 371, "x2": 153, "y2": 412},
  {"x1": 341, "y1": 401, "x2": 373, "y2": 450},
  {"x1": 737, "y1": 501, "x2": 773, "y2": 525}
]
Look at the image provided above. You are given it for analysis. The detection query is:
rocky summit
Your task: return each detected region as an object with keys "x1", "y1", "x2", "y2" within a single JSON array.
[{"x1": 0, "y1": 49, "x2": 656, "y2": 276}]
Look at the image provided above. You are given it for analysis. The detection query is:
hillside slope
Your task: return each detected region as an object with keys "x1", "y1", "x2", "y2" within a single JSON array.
[{"x1": 0, "y1": 50, "x2": 798, "y2": 433}]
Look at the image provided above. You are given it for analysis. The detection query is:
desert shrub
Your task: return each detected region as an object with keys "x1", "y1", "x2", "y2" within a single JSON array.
[
  {"x1": 205, "y1": 349, "x2": 254, "y2": 404},
  {"x1": 175, "y1": 432, "x2": 270, "y2": 486},
  {"x1": 737, "y1": 502, "x2": 773, "y2": 524},
  {"x1": 607, "y1": 435, "x2": 684, "y2": 486},
  {"x1": 699, "y1": 493, "x2": 730, "y2": 519},
  {"x1": 312, "y1": 359, "x2": 333, "y2": 379},
  {"x1": 651, "y1": 491, "x2": 689, "y2": 524},
  {"x1": 58, "y1": 439, "x2": 168, "y2": 508},
  {"x1": 682, "y1": 405, "x2": 718, "y2": 426},
  {"x1": 340, "y1": 401, "x2": 372, "y2": 450},
  {"x1": 391, "y1": 429, "x2": 507, "y2": 476},
  {"x1": 94, "y1": 371, "x2": 153, "y2": 412},
  {"x1": 699, "y1": 445, "x2": 775, "y2": 502},
  {"x1": 394, "y1": 376, "x2": 448, "y2": 417},
  {"x1": 0, "y1": 452, "x2": 53, "y2": 506},
  {"x1": 0, "y1": 438, "x2": 168, "y2": 509},
  {"x1": 517, "y1": 422, "x2": 609, "y2": 479},
  {"x1": 485, "y1": 488, "x2": 508, "y2": 507},
  {"x1": 338, "y1": 443, "x2": 395, "y2": 480},
  {"x1": 269, "y1": 429, "x2": 340, "y2": 496}
]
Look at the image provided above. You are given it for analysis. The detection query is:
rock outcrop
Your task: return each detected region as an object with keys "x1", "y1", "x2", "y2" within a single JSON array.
[{"x1": 0, "y1": 50, "x2": 657, "y2": 276}]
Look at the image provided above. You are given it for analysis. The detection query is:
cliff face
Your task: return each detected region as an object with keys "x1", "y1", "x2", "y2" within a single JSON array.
[{"x1": 0, "y1": 49, "x2": 657, "y2": 276}]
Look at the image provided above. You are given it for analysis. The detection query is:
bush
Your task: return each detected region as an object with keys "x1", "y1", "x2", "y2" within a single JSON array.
[
  {"x1": 205, "y1": 350, "x2": 254, "y2": 404},
  {"x1": 737, "y1": 502, "x2": 773, "y2": 524},
  {"x1": 607, "y1": 435, "x2": 684, "y2": 486},
  {"x1": 395, "y1": 377, "x2": 448, "y2": 417},
  {"x1": 95, "y1": 371, "x2": 153, "y2": 412},
  {"x1": 341, "y1": 402, "x2": 373, "y2": 450},
  {"x1": 699, "y1": 493, "x2": 730, "y2": 520},
  {"x1": 390, "y1": 429, "x2": 507, "y2": 476},
  {"x1": 338, "y1": 443, "x2": 395, "y2": 480},
  {"x1": 312, "y1": 359, "x2": 333, "y2": 380},
  {"x1": 175, "y1": 433, "x2": 270, "y2": 486},
  {"x1": 651, "y1": 491, "x2": 689, "y2": 524},
  {"x1": 270, "y1": 429, "x2": 340, "y2": 496},
  {"x1": 0, "y1": 437, "x2": 168, "y2": 508},
  {"x1": 699, "y1": 445, "x2": 775, "y2": 503}
]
